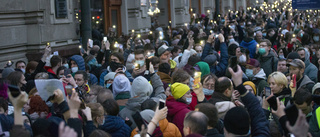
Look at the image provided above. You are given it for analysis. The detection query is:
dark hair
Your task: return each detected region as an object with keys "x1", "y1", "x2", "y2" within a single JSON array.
[
  {"x1": 150, "y1": 56, "x2": 160, "y2": 66},
  {"x1": 246, "y1": 28, "x2": 254, "y2": 37},
  {"x1": 50, "y1": 55, "x2": 62, "y2": 68},
  {"x1": 110, "y1": 52, "x2": 124, "y2": 64},
  {"x1": 201, "y1": 73, "x2": 218, "y2": 85},
  {"x1": 15, "y1": 60, "x2": 26, "y2": 68},
  {"x1": 56, "y1": 66, "x2": 66, "y2": 76},
  {"x1": 134, "y1": 49, "x2": 145, "y2": 56},
  {"x1": 144, "y1": 43, "x2": 154, "y2": 51},
  {"x1": 75, "y1": 70, "x2": 88, "y2": 81},
  {"x1": 89, "y1": 129, "x2": 111, "y2": 137},
  {"x1": 97, "y1": 89, "x2": 113, "y2": 104},
  {"x1": 293, "y1": 88, "x2": 312, "y2": 106},
  {"x1": 26, "y1": 61, "x2": 38, "y2": 74},
  {"x1": 215, "y1": 77, "x2": 231, "y2": 93},
  {"x1": 184, "y1": 111, "x2": 208, "y2": 136},
  {"x1": 0, "y1": 97, "x2": 8, "y2": 113},
  {"x1": 195, "y1": 103, "x2": 218, "y2": 128},
  {"x1": 260, "y1": 39, "x2": 272, "y2": 47},
  {"x1": 187, "y1": 55, "x2": 201, "y2": 66},
  {"x1": 141, "y1": 99, "x2": 157, "y2": 111},
  {"x1": 6, "y1": 71, "x2": 23, "y2": 86},
  {"x1": 171, "y1": 69, "x2": 190, "y2": 84},
  {"x1": 101, "y1": 99, "x2": 119, "y2": 116},
  {"x1": 171, "y1": 46, "x2": 182, "y2": 54},
  {"x1": 159, "y1": 63, "x2": 171, "y2": 74}
]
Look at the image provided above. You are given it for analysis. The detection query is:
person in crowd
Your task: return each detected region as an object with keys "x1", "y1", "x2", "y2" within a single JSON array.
[
  {"x1": 297, "y1": 47, "x2": 318, "y2": 83},
  {"x1": 44, "y1": 55, "x2": 62, "y2": 79},
  {"x1": 171, "y1": 46, "x2": 182, "y2": 60},
  {"x1": 70, "y1": 55, "x2": 98, "y2": 85},
  {"x1": 183, "y1": 111, "x2": 208, "y2": 137},
  {"x1": 25, "y1": 61, "x2": 38, "y2": 79},
  {"x1": 27, "y1": 95, "x2": 50, "y2": 123},
  {"x1": 266, "y1": 72, "x2": 291, "y2": 106},
  {"x1": 288, "y1": 59, "x2": 315, "y2": 93},
  {"x1": 277, "y1": 58, "x2": 288, "y2": 74},
  {"x1": 257, "y1": 39, "x2": 278, "y2": 77},
  {"x1": 96, "y1": 88, "x2": 113, "y2": 104},
  {"x1": 112, "y1": 74, "x2": 131, "y2": 110},
  {"x1": 6, "y1": 71, "x2": 27, "y2": 91},
  {"x1": 103, "y1": 72, "x2": 115, "y2": 89},
  {"x1": 240, "y1": 28, "x2": 258, "y2": 58},
  {"x1": 156, "y1": 63, "x2": 171, "y2": 84},
  {"x1": 201, "y1": 73, "x2": 217, "y2": 100},
  {"x1": 132, "y1": 49, "x2": 147, "y2": 78},
  {"x1": 15, "y1": 60, "x2": 26, "y2": 74},
  {"x1": 246, "y1": 59, "x2": 268, "y2": 96},
  {"x1": 195, "y1": 103, "x2": 224, "y2": 137},
  {"x1": 293, "y1": 88, "x2": 313, "y2": 121}
]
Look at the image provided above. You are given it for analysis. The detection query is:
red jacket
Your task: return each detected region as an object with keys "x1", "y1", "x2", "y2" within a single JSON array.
[{"x1": 166, "y1": 96, "x2": 190, "y2": 136}]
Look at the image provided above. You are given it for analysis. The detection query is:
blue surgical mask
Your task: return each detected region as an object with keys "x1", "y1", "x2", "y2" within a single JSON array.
[
  {"x1": 100, "y1": 117, "x2": 106, "y2": 126},
  {"x1": 186, "y1": 97, "x2": 192, "y2": 105},
  {"x1": 245, "y1": 69, "x2": 254, "y2": 78},
  {"x1": 314, "y1": 36, "x2": 319, "y2": 42},
  {"x1": 135, "y1": 60, "x2": 145, "y2": 67},
  {"x1": 279, "y1": 55, "x2": 285, "y2": 59},
  {"x1": 147, "y1": 53, "x2": 155, "y2": 57},
  {"x1": 63, "y1": 64, "x2": 69, "y2": 69},
  {"x1": 179, "y1": 53, "x2": 183, "y2": 57},
  {"x1": 106, "y1": 83, "x2": 112, "y2": 88},
  {"x1": 203, "y1": 88, "x2": 214, "y2": 95},
  {"x1": 229, "y1": 38, "x2": 235, "y2": 42},
  {"x1": 258, "y1": 48, "x2": 266, "y2": 55},
  {"x1": 197, "y1": 53, "x2": 202, "y2": 57},
  {"x1": 262, "y1": 33, "x2": 267, "y2": 37}
]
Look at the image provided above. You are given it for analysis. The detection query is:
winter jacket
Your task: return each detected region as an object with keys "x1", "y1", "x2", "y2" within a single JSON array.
[
  {"x1": 257, "y1": 53, "x2": 278, "y2": 77},
  {"x1": 99, "y1": 66, "x2": 133, "y2": 86},
  {"x1": 89, "y1": 73, "x2": 98, "y2": 85},
  {"x1": 240, "y1": 37, "x2": 258, "y2": 58},
  {"x1": 208, "y1": 92, "x2": 231, "y2": 105},
  {"x1": 297, "y1": 75, "x2": 315, "y2": 93},
  {"x1": 156, "y1": 71, "x2": 171, "y2": 84},
  {"x1": 159, "y1": 118, "x2": 182, "y2": 137},
  {"x1": 205, "y1": 128, "x2": 224, "y2": 137},
  {"x1": 201, "y1": 42, "x2": 229, "y2": 77},
  {"x1": 309, "y1": 106, "x2": 320, "y2": 137},
  {"x1": 236, "y1": 85, "x2": 270, "y2": 136},
  {"x1": 174, "y1": 49, "x2": 192, "y2": 69},
  {"x1": 274, "y1": 87, "x2": 292, "y2": 107},
  {"x1": 70, "y1": 55, "x2": 86, "y2": 71},
  {"x1": 166, "y1": 97, "x2": 191, "y2": 136},
  {"x1": 302, "y1": 48, "x2": 318, "y2": 83},
  {"x1": 115, "y1": 92, "x2": 130, "y2": 111},
  {"x1": 251, "y1": 69, "x2": 269, "y2": 96},
  {"x1": 119, "y1": 73, "x2": 166, "y2": 129},
  {"x1": 99, "y1": 115, "x2": 131, "y2": 137}
]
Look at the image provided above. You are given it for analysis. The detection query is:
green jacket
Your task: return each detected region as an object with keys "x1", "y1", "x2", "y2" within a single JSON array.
[{"x1": 309, "y1": 107, "x2": 320, "y2": 137}]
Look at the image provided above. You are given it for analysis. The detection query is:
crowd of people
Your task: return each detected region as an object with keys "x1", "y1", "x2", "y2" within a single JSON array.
[{"x1": 0, "y1": 1, "x2": 320, "y2": 137}]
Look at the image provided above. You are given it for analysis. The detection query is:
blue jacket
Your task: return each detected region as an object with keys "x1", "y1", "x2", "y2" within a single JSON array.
[
  {"x1": 99, "y1": 115, "x2": 131, "y2": 137},
  {"x1": 201, "y1": 42, "x2": 228, "y2": 77},
  {"x1": 240, "y1": 38, "x2": 258, "y2": 58},
  {"x1": 236, "y1": 85, "x2": 270, "y2": 137},
  {"x1": 70, "y1": 55, "x2": 85, "y2": 71}
]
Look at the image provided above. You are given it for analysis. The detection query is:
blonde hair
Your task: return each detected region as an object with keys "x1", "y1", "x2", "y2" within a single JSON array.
[{"x1": 268, "y1": 72, "x2": 288, "y2": 88}]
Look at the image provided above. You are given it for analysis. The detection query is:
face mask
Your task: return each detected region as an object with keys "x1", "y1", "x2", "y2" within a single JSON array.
[
  {"x1": 197, "y1": 53, "x2": 202, "y2": 57},
  {"x1": 88, "y1": 58, "x2": 98, "y2": 66},
  {"x1": 59, "y1": 75, "x2": 64, "y2": 78},
  {"x1": 262, "y1": 33, "x2": 267, "y2": 37},
  {"x1": 71, "y1": 67, "x2": 78, "y2": 73},
  {"x1": 300, "y1": 33, "x2": 303, "y2": 37},
  {"x1": 313, "y1": 36, "x2": 319, "y2": 42},
  {"x1": 178, "y1": 53, "x2": 183, "y2": 57},
  {"x1": 258, "y1": 48, "x2": 266, "y2": 55},
  {"x1": 279, "y1": 55, "x2": 285, "y2": 59},
  {"x1": 135, "y1": 60, "x2": 145, "y2": 67},
  {"x1": 154, "y1": 70, "x2": 158, "y2": 73},
  {"x1": 230, "y1": 25, "x2": 236, "y2": 30},
  {"x1": 147, "y1": 53, "x2": 155, "y2": 57},
  {"x1": 203, "y1": 88, "x2": 214, "y2": 95},
  {"x1": 106, "y1": 83, "x2": 112, "y2": 88},
  {"x1": 185, "y1": 97, "x2": 192, "y2": 105},
  {"x1": 229, "y1": 38, "x2": 235, "y2": 42},
  {"x1": 239, "y1": 55, "x2": 247, "y2": 63},
  {"x1": 21, "y1": 69, "x2": 26, "y2": 74},
  {"x1": 245, "y1": 69, "x2": 254, "y2": 78},
  {"x1": 313, "y1": 51, "x2": 316, "y2": 55},
  {"x1": 110, "y1": 61, "x2": 123, "y2": 72},
  {"x1": 100, "y1": 117, "x2": 106, "y2": 126},
  {"x1": 63, "y1": 64, "x2": 69, "y2": 69}
]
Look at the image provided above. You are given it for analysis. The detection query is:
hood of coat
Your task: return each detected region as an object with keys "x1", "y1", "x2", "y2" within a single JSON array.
[{"x1": 166, "y1": 97, "x2": 189, "y2": 118}]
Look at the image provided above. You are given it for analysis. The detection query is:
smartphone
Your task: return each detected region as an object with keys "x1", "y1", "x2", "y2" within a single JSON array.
[
  {"x1": 285, "y1": 104, "x2": 299, "y2": 126},
  {"x1": 135, "y1": 63, "x2": 141, "y2": 70},
  {"x1": 292, "y1": 74, "x2": 296, "y2": 88},
  {"x1": 267, "y1": 96, "x2": 278, "y2": 110},
  {"x1": 103, "y1": 37, "x2": 108, "y2": 42},
  {"x1": 230, "y1": 56, "x2": 238, "y2": 72},
  {"x1": 64, "y1": 68, "x2": 71, "y2": 78},
  {"x1": 145, "y1": 58, "x2": 150, "y2": 71},
  {"x1": 65, "y1": 85, "x2": 73, "y2": 97},
  {"x1": 88, "y1": 39, "x2": 93, "y2": 48},
  {"x1": 159, "y1": 99, "x2": 165, "y2": 110},
  {"x1": 159, "y1": 31, "x2": 164, "y2": 40},
  {"x1": 264, "y1": 87, "x2": 271, "y2": 97},
  {"x1": 8, "y1": 85, "x2": 21, "y2": 98},
  {"x1": 193, "y1": 72, "x2": 202, "y2": 88},
  {"x1": 132, "y1": 112, "x2": 147, "y2": 131}
]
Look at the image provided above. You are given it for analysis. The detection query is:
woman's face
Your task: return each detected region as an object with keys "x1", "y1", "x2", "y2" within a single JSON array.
[
  {"x1": 58, "y1": 70, "x2": 64, "y2": 76},
  {"x1": 182, "y1": 90, "x2": 192, "y2": 100},
  {"x1": 203, "y1": 77, "x2": 215, "y2": 90},
  {"x1": 23, "y1": 99, "x2": 31, "y2": 113},
  {"x1": 244, "y1": 85, "x2": 254, "y2": 95},
  {"x1": 269, "y1": 77, "x2": 283, "y2": 94},
  {"x1": 278, "y1": 49, "x2": 284, "y2": 56},
  {"x1": 20, "y1": 74, "x2": 27, "y2": 85}
]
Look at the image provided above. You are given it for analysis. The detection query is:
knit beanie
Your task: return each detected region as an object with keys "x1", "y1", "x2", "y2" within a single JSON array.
[
  {"x1": 312, "y1": 83, "x2": 320, "y2": 94},
  {"x1": 131, "y1": 76, "x2": 153, "y2": 97},
  {"x1": 224, "y1": 107, "x2": 250, "y2": 135},
  {"x1": 243, "y1": 81, "x2": 257, "y2": 95},
  {"x1": 287, "y1": 52, "x2": 300, "y2": 60},
  {"x1": 171, "y1": 83, "x2": 190, "y2": 100},
  {"x1": 104, "y1": 72, "x2": 116, "y2": 83},
  {"x1": 2, "y1": 68, "x2": 14, "y2": 79},
  {"x1": 203, "y1": 55, "x2": 217, "y2": 66},
  {"x1": 140, "y1": 109, "x2": 155, "y2": 123},
  {"x1": 112, "y1": 75, "x2": 131, "y2": 97},
  {"x1": 195, "y1": 62, "x2": 210, "y2": 77}
]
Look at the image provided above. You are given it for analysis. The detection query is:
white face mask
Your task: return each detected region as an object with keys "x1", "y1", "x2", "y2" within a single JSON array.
[
  {"x1": 186, "y1": 97, "x2": 192, "y2": 105},
  {"x1": 21, "y1": 69, "x2": 26, "y2": 74},
  {"x1": 63, "y1": 64, "x2": 69, "y2": 69},
  {"x1": 239, "y1": 55, "x2": 247, "y2": 63},
  {"x1": 71, "y1": 67, "x2": 78, "y2": 73},
  {"x1": 203, "y1": 88, "x2": 214, "y2": 95}
]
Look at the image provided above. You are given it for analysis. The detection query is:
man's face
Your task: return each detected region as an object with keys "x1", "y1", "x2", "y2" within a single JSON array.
[
  {"x1": 135, "y1": 54, "x2": 145, "y2": 62},
  {"x1": 160, "y1": 51, "x2": 171, "y2": 63},
  {"x1": 70, "y1": 60, "x2": 78, "y2": 68},
  {"x1": 110, "y1": 55, "x2": 121, "y2": 63},
  {"x1": 203, "y1": 78, "x2": 215, "y2": 90},
  {"x1": 259, "y1": 42, "x2": 269, "y2": 55},
  {"x1": 297, "y1": 50, "x2": 305, "y2": 60},
  {"x1": 289, "y1": 66, "x2": 303, "y2": 81},
  {"x1": 295, "y1": 102, "x2": 312, "y2": 115},
  {"x1": 16, "y1": 62, "x2": 26, "y2": 70},
  {"x1": 195, "y1": 46, "x2": 202, "y2": 53},
  {"x1": 277, "y1": 61, "x2": 287, "y2": 73},
  {"x1": 256, "y1": 33, "x2": 262, "y2": 41},
  {"x1": 235, "y1": 48, "x2": 242, "y2": 58},
  {"x1": 74, "y1": 74, "x2": 86, "y2": 87},
  {"x1": 172, "y1": 49, "x2": 182, "y2": 58}
]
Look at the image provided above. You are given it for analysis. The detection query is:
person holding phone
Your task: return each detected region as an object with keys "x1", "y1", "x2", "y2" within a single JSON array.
[{"x1": 267, "y1": 72, "x2": 292, "y2": 107}]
